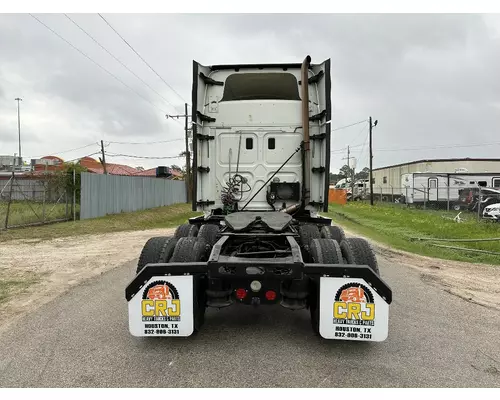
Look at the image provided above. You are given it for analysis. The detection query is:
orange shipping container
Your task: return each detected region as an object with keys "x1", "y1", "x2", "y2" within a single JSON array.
[{"x1": 328, "y1": 188, "x2": 347, "y2": 205}]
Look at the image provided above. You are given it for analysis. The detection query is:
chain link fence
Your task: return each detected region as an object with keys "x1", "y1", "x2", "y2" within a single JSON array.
[
  {"x1": 0, "y1": 170, "x2": 77, "y2": 230},
  {"x1": 348, "y1": 182, "x2": 500, "y2": 220}
]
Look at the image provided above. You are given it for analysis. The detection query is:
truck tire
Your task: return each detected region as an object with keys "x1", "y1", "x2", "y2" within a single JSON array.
[
  {"x1": 309, "y1": 238, "x2": 345, "y2": 336},
  {"x1": 197, "y1": 224, "x2": 220, "y2": 247},
  {"x1": 320, "y1": 225, "x2": 346, "y2": 243},
  {"x1": 136, "y1": 236, "x2": 175, "y2": 275},
  {"x1": 174, "y1": 223, "x2": 199, "y2": 239},
  {"x1": 339, "y1": 240, "x2": 355, "y2": 264},
  {"x1": 170, "y1": 237, "x2": 208, "y2": 263},
  {"x1": 297, "y1": 224, "x2": 321, "y2": 248},
  {"x1": 309, "y1": 238, "x2": 343, "y2": 264},
  {"x1": 158, "y1": 237, "x2": 178, "y2": 263},
  {"x1": 342, "y1": 237, "x2": 379, "y2": 276},
  {"x1": 169, "y1": 237, "x2": 208, "y2": 332}
]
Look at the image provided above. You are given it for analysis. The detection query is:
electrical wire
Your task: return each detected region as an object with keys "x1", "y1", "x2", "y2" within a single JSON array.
[
  {"x1": 220, "y1": 174, "x2": 252, "y2": 209},
  {"x1": 358, "y1": 130, "x2": 370, "y2": 160},
  {"x1": 29, "y1": 14, "x2": 167, "y2": 116},
  {"x1": 64, "y1": 13, "x2": 182, "y2": 124},
  {"x1": 105, "y1": 152, "x2": 183, "y2": 160},
  {"x1": 106, "y1": 138, "x2": 184, "y2": 145},
  {"x1": 64, "y1": 152, "x2": 101, "y2": 163},
  {"x1": 27, "y1": 142, "x2": 99, "y2": 159},
  {"x1": 351, "y1": 124, "x2": 368, "y2": 146},
  {"x1": 330, "y1": 144, "x2": 364, "y2": 154},
  {"x1": 331, "y1": 120, "x2": 367, "y2": 132},
  {"x1": 97, "y1": 13, "x2": 187, "y2": 110},
  {"x1": 375, "y1": 141, "x2": 500, "y2": 152}
]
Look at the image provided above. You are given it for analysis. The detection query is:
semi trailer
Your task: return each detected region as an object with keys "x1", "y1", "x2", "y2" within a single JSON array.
[
  {"x1": 401, "y1": 172, "x2": 500, "y2": 209},
  {"x1": 125, "y1": 56, "x2": 392, "y2": 341}
]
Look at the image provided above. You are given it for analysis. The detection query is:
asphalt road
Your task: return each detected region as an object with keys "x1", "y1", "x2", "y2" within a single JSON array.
[{"x1": 1, "y1": 257, "x2": 499, "y2": 388}]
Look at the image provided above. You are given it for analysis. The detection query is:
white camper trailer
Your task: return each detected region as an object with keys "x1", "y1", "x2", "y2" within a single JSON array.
[{"x1": 401, "y1": 172, "x2": 500, "y2": 208}]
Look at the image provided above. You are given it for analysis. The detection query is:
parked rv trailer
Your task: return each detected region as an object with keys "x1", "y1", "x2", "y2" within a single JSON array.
[{"x1": 401, "y1": 172, "x2": 500, "y2": 209}]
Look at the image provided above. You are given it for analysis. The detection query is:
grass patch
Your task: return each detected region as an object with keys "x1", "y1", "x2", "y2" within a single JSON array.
[
  {"x1": 0, "y1": 272, "x2": 41, "y2": 304},
  {"x1": 0, "y1": 201, "x2": 74, "y2": 227},
  {"x1": 328, "y1": 202, "x2": 500, "y2": 265},
  {"x1": 0, "y1": 203, "x2": 200, "y2": 243}
]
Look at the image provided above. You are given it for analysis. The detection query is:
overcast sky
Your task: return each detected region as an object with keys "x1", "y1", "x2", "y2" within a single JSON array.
[{"x1": 1, "y1": 13, "x2": 499, "y2": 172}]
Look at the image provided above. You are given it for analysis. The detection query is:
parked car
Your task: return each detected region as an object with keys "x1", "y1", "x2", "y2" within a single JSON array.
[
  {"x1": 483, "y1": 203, "x2": 500, "y2": 222},
  {"x1": 458, "y1": 187, "x2": 500, "y2": 213}
]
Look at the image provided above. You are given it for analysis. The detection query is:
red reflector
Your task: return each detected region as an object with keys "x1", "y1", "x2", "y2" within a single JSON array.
[
  {"x1": 265, "y1": 290, "x2": 277, "y2": 301},
  {"x1": 235, "y1": 288, "x2": 247, "y2": 300}
]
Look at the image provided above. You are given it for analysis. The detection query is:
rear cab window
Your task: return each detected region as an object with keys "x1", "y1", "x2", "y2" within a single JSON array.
[{"x1": 221, "y1": 72, "x2": 301, "y2": 102}]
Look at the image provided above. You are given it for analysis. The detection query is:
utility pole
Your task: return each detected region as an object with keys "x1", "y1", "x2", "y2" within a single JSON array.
[
  {"x1": 166, "y1": 106, "x2": 192, "y2": 203},
  {"x1": 15, "y1": 98, "x2": 22, "y2": 167},
  {"x1": 342, "y1": 145, "x2": 356, "y2": 180},
  {"x1": 184, "y1": 103, "x2": 191, "y2": 203},
  {"x1": 369, "y1": 116, "x2": 378, "y2": 206},
  {"x1": 100, "y1": 140, "x2": 108, "y2": 174},
  {"x1": 342, "y1": 146, "x2": 357, "y2": 198}
]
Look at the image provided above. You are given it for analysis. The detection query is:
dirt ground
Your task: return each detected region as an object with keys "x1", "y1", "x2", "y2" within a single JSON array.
[
  {"x1": 343, "y1": 229, "x2": 500, "y2": 312},
  {"x1": 0, "y1": 226, "x2": 499, "y2": 334},
  {"x1": 0, "y1": 228, "x2": 175, "y2": 334}
]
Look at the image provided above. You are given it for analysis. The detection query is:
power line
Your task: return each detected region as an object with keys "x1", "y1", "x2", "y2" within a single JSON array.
[
  {"x1": 29, "y1": 14, "x2": 167, "y2": 116},
  {"x1": 106, "y1": 138, "x2": 184, "y2": 145},
  {"x1": 105, "y1": 152, "x2": 183, "y2": 160},
  {"x1": 331, "y1": 120, "x2": 367, "y2": 132},
  {"x1": 376, "y1": 141, "x2": 500, "y2": 152},
  {"x1": 331, "y1": 143, "x2": 364, "y2": 154},
  {"x1": 97, "y1": 13, "x2": 187, "y2": 109},
  {"x1": 27, "y1": 142, "x2": 99, "y2": 159},
  {"x1": 64, "y1": 152, "x2": 101, "y2": 163},
  {"x1": 63, "y1": 14, "x2": 182, "y2": 123},
  {"x1": 358, "y1": 129, "x2": 370, "y2": 161},
  {"x1": 351, "y1": 124, "x2": 368, "y2": 146}
]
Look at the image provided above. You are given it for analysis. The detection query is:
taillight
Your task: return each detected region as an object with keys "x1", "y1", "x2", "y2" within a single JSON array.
[
  {"x1": 235, "y1": 288, "x2": 247, "y2": 300},
  {"x1": 265, "y1": 290, "x2": 277, "y2": 301}
]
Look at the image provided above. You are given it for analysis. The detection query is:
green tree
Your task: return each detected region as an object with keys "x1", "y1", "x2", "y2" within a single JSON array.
[
  {"x1": 329, "y1": 172, "x2": 342, "y2": 184},
  {"x1": 355, "y1": 167, "x2": 370, "y2": 181},
  {"x1": 339, "y1": 164, "x2": 354, "y2": 180}
]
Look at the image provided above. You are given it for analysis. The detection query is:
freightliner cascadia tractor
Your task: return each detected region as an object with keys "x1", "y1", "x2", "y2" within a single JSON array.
[{"x1": 126, "y1": 56, "x2": 392, "y2": 341}]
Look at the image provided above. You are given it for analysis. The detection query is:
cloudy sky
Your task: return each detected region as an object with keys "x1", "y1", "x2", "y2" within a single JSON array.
[{"x1": 1, "y1": 13, "x2": 499, "y2": 172}]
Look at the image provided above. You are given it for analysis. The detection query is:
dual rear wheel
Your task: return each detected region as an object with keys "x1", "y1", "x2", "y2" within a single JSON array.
[
  {"x1": 136, "y1": 223, "x2": 222, "y2": 333},
  {"x1": 301, "y1": 223, "x2": 380, "y2": 336}
]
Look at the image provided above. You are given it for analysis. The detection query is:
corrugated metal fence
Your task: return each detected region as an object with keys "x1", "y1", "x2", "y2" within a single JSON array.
[{"x1": 80, "y1": 172, "x2": 186, "y2": 220}]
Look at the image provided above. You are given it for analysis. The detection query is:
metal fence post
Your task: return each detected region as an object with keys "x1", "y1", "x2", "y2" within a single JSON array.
[
  {"x1": 391, "y1": 185, "x2": 394, "y2": 203},
  {"x1": 380, "y1": 186, "x2": 382, "y2": 202},
  {"x1": 73, "y1": 169, "x2": 76, "y2": 221},
  {"x1": 477, "y1": 186, "x2": 482, "y2": 222},
  {"x1": 446, "y1": 182, "x2": 450, "y2": 211},
  {"x1": 4, "y1": 169, "x2": 15, "y2": 229},
  {"x1": 42, "y1": 163, "x2": 47, "y2": 223},
  {"x1": 422, "y1": 184, "x2": 426, "y2": 210},
  {"x1": 65, "y1": 185, "x2": 69, "y2": 220},
  {"x1": 406, "y1": 186, "x2": 409, "y2": 208}
]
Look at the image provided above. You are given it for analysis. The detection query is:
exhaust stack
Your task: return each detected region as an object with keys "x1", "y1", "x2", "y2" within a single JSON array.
[{"x1": 301, "y1": 55, "x2": 311, "y2": 208}]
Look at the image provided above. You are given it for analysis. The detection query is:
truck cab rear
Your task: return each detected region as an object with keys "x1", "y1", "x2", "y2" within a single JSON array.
[{"x1": 126, "y1": 56, "x2": 392, "y2": 341}]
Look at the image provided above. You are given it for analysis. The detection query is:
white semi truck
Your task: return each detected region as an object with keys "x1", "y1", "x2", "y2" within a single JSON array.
[{"x1": 125, "y1": 56, "x2": 392, "y2": 341}]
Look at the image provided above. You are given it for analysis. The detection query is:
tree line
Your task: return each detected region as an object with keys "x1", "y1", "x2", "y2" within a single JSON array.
[{"x1": 330, "y1": 166, "x2": 370, "y2": 184}]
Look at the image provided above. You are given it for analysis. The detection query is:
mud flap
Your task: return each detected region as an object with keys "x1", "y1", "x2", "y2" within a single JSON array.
[
  {"x1": 319, "y1": 277, "x2": 389, "y2": 341},
  {"x1": 128, "y1": 275, "x2": 194, "y2": 337}
]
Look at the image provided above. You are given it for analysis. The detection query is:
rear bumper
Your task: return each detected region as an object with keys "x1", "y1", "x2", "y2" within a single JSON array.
[{"x1": 126, "y1": 261, "x2": 392, "y2": 304}]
